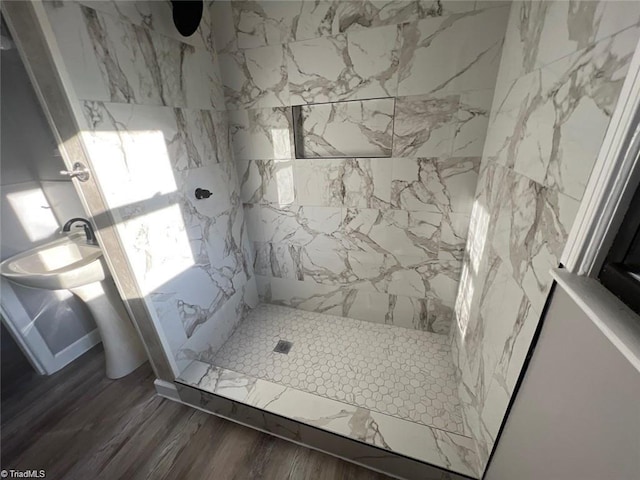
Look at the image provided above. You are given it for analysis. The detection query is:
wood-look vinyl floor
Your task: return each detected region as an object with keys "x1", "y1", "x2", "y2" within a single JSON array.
[{"x1": 0, "y1": 347, "x2": 393, "y2": 480}]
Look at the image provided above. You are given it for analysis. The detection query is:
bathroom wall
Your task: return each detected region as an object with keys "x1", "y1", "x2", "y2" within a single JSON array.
[
  {"x1": 451, "y1": 0, "x2": 640, "y2": 471},
  {"x1": 485, "y1": 284, "x2": 640, "y2": 480},
  {"x1": 213, "y1": 0, "x2": 510, "y2": 334},
  {"x1": 1, "y1": 22, "x2": 96, "y2": 360},
  {"x1": 42, "y1": 1, "x2": 257, "y2": 372}
]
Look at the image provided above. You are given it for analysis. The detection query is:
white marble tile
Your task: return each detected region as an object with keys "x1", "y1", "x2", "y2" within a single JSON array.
[
  {"x1": 175, "y1": 161, "x2": 241, "y2": 228},
  {"x1": 392, "y1": 94, "x2": 459, "y2": 157},
  {"x1": 242, "y1": 203, "x2": 264, "y2": 244},
  {"x1": 264, "y1": 276, "x2": 349, "y2": 316},
  {"x1": 482, "y1": 69, "x2": 539, "y2": 161},
  {"x1": 169, "y1": 165, "x2": 252, "y2": 323},
  {"x1": 115, "y1": 197, "x2": 196, "y2": 293},
  {"x1": 176, "y1": 281, "x2": 258, "y2": 361},
  {"x1": 299, "y1": 248, "x2": 393, "y2": 292},
  {"x1": 387, "y1": 257, "x2": 461, "y2": 329},
  {"x1": 485, "y1": 69, "x2": 552, "y2": 184},
  {"x1": 237, "y1": 159, "x2": 295, "y2": 206},
  {"x1": 477, "y1": 373, "x2": 510, "y2": 449},
  {"x1": 231, "y1": 0, "x2": 299, "y2": 48},
  {"x1": 473, "y1": 0, "x2": 510, "y2": 10},
  {"x1": 488, "y1": 25, "x2": 640, "y2": 189},
  {"x1": 294, "y1": 98, "x2": 394, "y2": 158},
  {"x1": 81, "y1": 101, "x2": 179, "y2": 210},
  {"x1": 256, "y1": 205, "x2": 345, "y2": 245},
  {"x1": 45, "y1": 1, "x2": 224, "y2": 109},
  {"x1": 46, "y1": 0, "x2": 251, "y2": 378},
  {"x1": 479, "y1": 261, "x2": 526, "y2": 389},
  {"x1": 519, "y1": 240, "x2": 557, "y2": 314},
  {"x1": 347, "y1": 24, "x2": 400, "y2": 93},
  {"x1": 77, "y1": 0, "x2": 214, "y2": 50},
  {"x1": 489, "y1": 170, "x2": 540, "y2": 284},
  {"x1": 219, "y1": 44, "x2": 290, "y2": 110},
  {"x1": 81, "y1": 99, "x2": 252, "y2": 364},
  {"x1": 294, "y1": 158, "x2": 392, "y2": 208},
  {"x1": 332, "y1": 0, "x2": 419, "y2": 34},
  {"x1": 183, "y1": 40, "x2": 226, "y2": 110},
  {"x1": 255, "y1": 273, "x2": 271, "y2": 301},
  {"x1": 542, "y1": 26, "x2": 640, "y2": 200},
  {"x1": 294, "y1": 0, "x2": 336, "y2": 41},
  {"x1": 493, "y1": 1, "x2": 547, "y2": 83},
  {"x1": 391, "y1": 157, "x2": 480, "y2": 214},
  {"x1": 178, "y1": 355, "x2": 477, "y2": 477},
  {"x1": 521, "y1": 189, "x2": 580, "y2": 312},
  {"x1": 440, "y1": 213, "x2": 471, "y2": 261},
  {"x1": 210, "y1": 0, "x2": 237, "y2": 53},
  {"x1": 262, "y1": 0, "x2": 480, "y2": 45},
  {"x1": 453, "y1": 90, "x2": 494, "y2": 157},
  {"x1": 329, "y1": 251, "x2": 393, "y2": 292},
  {"x1": 484, "y1": 33, "x2": 628, "y2": 286},
  {"x1": 259, "y1": 275, "x2": 442, "y2": 331},
  {"x1": 330, "y1": 0, "x2": 480, "y2": 35},
  {"x1": 397, "y1": 6, "x2": 509, "y2": 97},
  {"x1": 344, "y1": 208, "x2": 442, "y2": 258},
  {"x1": 450, "y1": 14, "x2": 640, "y2": 471},
  {"x1": 498, "y1": 0, "x2": 640, "y2": 84},
  {"x1": 253, "y1": 242, "x2": 304, "y2": 281},
  {"x1": 151, "y1": 266, "x2": 228, "y2": 339},
  {"x1": 534, "y1": 0, "x2": 640, "y2": 72},
  {"x1": 287, "y1": 24, "x2": 401, "y2": 104},
  {"x1": 345, "y1": 289, "x2": 397, "y2": 323},
  {"x1": 387, "y1": 294, "x2": 429, "y2": 330},
  {"x1": 229, "y1": 107, "x2": 294, "y2": 161},
  {"x1": 384, "y1": 257, "x2": 454, "y2": 297},
  {"x1": 487, "y1": 295, "x2": 538, "y2": 398},
  {"x1": 44, "y1": 1, "x2": 112, "y2": 102},
  {"x1": 255, "y1": 236, "x2": 461, "y2": 328},
  {"x1": 82, "y1": 102, "x2": 237, "y2": 203},
  {"x1": 173, "y1": 108, "x2": 232, "y2": 169}
]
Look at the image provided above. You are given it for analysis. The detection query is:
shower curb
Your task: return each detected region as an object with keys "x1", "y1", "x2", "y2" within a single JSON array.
[{"x1": 172, "y1": 380, "x2": 477, "y2": 480}]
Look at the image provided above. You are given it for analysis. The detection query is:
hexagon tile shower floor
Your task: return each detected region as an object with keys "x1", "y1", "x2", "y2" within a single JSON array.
[{"x1": 211, "y1": 304, "x2": 464, "y2": 434}]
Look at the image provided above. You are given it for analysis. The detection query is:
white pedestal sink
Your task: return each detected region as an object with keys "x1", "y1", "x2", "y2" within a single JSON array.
[{"x1": 0, "y1": 233, "x2": 147, "y2": 379}]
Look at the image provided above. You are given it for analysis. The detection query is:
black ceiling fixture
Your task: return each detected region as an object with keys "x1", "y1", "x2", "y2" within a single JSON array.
[{"x1": 170, "y1": 0, "x2": 203, "y2": 37}]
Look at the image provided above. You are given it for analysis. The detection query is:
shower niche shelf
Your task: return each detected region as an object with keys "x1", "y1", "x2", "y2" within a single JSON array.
[{"x1": 292, "y1": 97, "x2": 395, "y2": 159}]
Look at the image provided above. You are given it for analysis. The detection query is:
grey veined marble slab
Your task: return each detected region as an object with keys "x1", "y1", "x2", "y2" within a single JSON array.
[
  {"x1": 178, "y1": 359, "x2": 479, "y2": 479},
  {"x1": 293, "y1": 98, "x2": 395, "y2": 158}
]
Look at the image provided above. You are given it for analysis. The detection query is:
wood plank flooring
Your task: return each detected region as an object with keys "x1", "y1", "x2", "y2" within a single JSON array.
[{"x1": 1, "y1": 347, "x2": 393, "y2": 480}]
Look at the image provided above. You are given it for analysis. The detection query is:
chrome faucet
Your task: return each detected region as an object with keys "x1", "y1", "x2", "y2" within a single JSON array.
[{"x1": 62, "y1": 217, "x2": 98, "y2": 246}]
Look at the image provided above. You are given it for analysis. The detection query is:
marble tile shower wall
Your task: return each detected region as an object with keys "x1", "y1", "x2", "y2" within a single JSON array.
[
  {"x1": 43, "y1": 1, "x2": 258, "y2": 372},
  {"x1": 212, "y1": 0, "x2": 511, "y2": 334},
  {"x1": 450, "y1": 0, "x2": 640, "y2": 472}
]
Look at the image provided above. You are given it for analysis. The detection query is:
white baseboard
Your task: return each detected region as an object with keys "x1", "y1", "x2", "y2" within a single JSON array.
[{"x1": 154, "y1": 379, "x2": 180, "y2": 401}]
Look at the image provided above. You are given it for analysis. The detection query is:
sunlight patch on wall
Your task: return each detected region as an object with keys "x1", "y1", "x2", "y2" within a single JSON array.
[
  {"x1": 122, "y1": 202, "x2": 195, "y2": 294},
  {"x1": 467, "y1": 200, "x2": 489, "y2": 274},
  {"x1": 6, "y1": 188, "x2": 59, "y2": 243},
  {"x1": 76, "y1": 130, "x2": 178, "y2": 209},
  {"x1": 271, "y1": 128, "x2": 292, "y2": 159},
  {"x1": 275, "y1": 161, "x2": 294, "y2": 205},
  {"x1": 454, "y1": 262, "x2": 473, "y2": 338},
  {"x1": 78, "y1": 128, "x2": 195, "y2": 294},
  {"x1": 454, "y1": 200, "x2": 489, "y2": 338}
]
